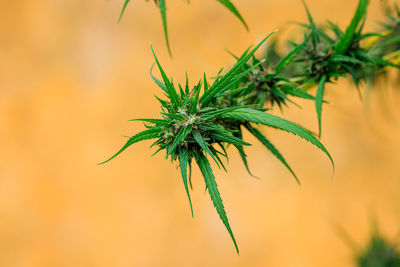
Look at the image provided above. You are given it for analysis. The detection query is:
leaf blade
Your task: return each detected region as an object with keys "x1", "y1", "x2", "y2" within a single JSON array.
[
  {"x1": 196, "y1": 152, "x2": 239, "y2": 254},
  {"x1": 315, "y1": 75, "x2": 327, "y2": 138},
  {"x1": 158, "y1": 0, "x2": 172, "y2": 56},
  {"x1": 118, "y1": 0, "x2": 131, "y2": 24},
  {"x1": 245, "y1": 124, "x2": 300, "y2": 185},
  {"x1": 334, "y1": 0, "x2": 369, "y2": 54},
  {"x1": 220, "y1": 108, "x2": 334, "y2": 169},
  {"x1": 178, "y1": 148, "x2": 194, "y2": 217},
  {"x1": 216, "y1": 0, "x2": 248, "y2": 30},
  {"x1": 99, "y1": 128, "x2": 162, "y2": 165}
]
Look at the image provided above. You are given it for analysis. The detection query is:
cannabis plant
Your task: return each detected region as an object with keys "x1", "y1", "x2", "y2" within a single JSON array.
[
  {"x1": 118, "y1": 0, "x2": 248, "y2": 55},
  {"x1": 103, "y1": 0, "x2": 400, "y2": 253},
  {"x1": 364, "y1": 3, "x2": 400, "y2": 83},
  {"x1": 337, "y1": 222, "x2": 400, "y2": 267},
  {"x1": 233, "y1": 0, "x2": 400, "y2": 137},
  {"x1": 100, "y1": 33, "x2": 334, "y2": 253},
  {"x1": 357, "y1": 232, "x2": 400, "y2": 267}
]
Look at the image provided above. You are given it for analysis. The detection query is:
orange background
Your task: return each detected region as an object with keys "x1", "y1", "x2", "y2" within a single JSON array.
[{"x1": 0, "y1": 0, "x2": 399, "y2": 266}]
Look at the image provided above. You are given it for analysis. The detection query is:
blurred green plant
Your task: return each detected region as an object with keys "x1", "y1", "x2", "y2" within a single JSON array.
[
  {"x1": 357, "y1": 232, "x2": 400, "y2": 267},
  {"x1": 336, "y1": 220, "x2": 400, "y2": 267},
  {"x1": 235, "y1": 0, "x2": 400, "y2": 137},
  {"x1": 118, "y1": 0, "x2": 248, "y2": 55},
  {"x1": 102, "y1": 0, "x2": 400, "y2": 253}
]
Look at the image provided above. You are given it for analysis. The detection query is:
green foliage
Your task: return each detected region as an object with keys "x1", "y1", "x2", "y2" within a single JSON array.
[
  {"x1": 104, "y1": 0, "x2": 400, "y2": 253},
  {"x1": 357, "y1": 232, "x2": 400, "y2": 267},
  {"x1": 101, "y1": 33, "x2": 336, "y2": 252},
  {"x1": 117, "y1": 0, "x2": 248, "y2": 55},
  {"x1": 196, "y1": 152, "x2": 239, "y2": 253},
  {"x1": 334, "y1": 0, "x2": 369, "y2": 55},
  {"x1": 234, "y1": 0, "x2": 400, "y2": 137},
  {"x1": 366, "y1": 3, "x2": 400, "y2": 82},
  {"x1": 336, "y1": 222, "x2": 400, "y2": 267},
  {"x1": 215, "y1": 0, "x2": 248, "y2": 30},
  {"x1": 245, "y1": 124, "x2": 300, "y2": 185}
]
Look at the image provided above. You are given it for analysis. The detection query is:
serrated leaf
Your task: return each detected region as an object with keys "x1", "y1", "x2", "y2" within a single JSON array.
[
  {"x1": 276, "y1": 33, "x2": 311, "y2": 73},
  {"x1": 245, "y1": 124, "x2": 300, "y2": 185},
  {"x1": 203, "y1": 106, "x2": 251, "y2": 119},
  {"x1": 150, "y1": 63, "x2": 168, "y2": 93},
  {"x1": 193, "y1": 130, "x2": 220, "y2": 167},
  {"x1": 151, "y1": 45, "x2": 180, "y2": 107},
  {"x1": 301, "y1": 0, "x2": 320, "y2": 47},
  {"x1": 283, "y1": 85, "x2": 315, "y2": 100},
  {"x1": 334, "y1": 0, "x2": 369, "y2": 54},
  {"x1": 168, "y1": 125, "x2": 192, "y2": 156},
  {"x1": 128, "y1": 118, "x2": 170, "y2": 125},
  {"x1": 200, "y1": 32, "x2": 276, "y2": 105},
  {"x1": 211, "y1": 128, "x2": 251, "y2": 146},
  {"x1": 99, "y1": 128, "x2": 162, "y2": 164},
  {"x1": 329, "y1": 55, "x2": 365, "y2": 65},
  {"x1": 315, "y1": 75, "x2": 327, "y2": 138},
  {"x1": 216, "y1": 0, "x2": 248, "y2": 30},
  {"x1": 158, "y1": 0, "x2": 172, "y2": 56},
  {"x1": 196, "y1": 152, "x2": 239, "y2": 254},
  {"x1": 219, "y1": 108, "x2": 334, "y2": 169},
  {"x1": 233, "y1": 130, "x2": 258, "y2": 178},
  {"x1": 178, "y1": 148, "x2": 194, "y2": 217}
]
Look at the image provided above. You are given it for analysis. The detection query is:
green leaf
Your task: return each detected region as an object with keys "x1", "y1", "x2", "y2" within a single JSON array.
[
  {"x1": 315, "y1": 75, "x2": 327, "y2": 138},
  {"x1": 210, "y1": 147, "x2": 228, "y2": 172},
  {"x1": 99, "y1": 128, "x2": 162, "y2": 164},
  {"x1": 150, "y1": 63, "x2": 168, "y2": 93},
  {"x1": 377, "y1": 36, "x2": 400, "y2": 48},
  {"x1": 234, "y1": 144, "x2": 257, "y2": 178},
  {"x1": 200, "y1": 31, "x2": 276, "y2": 105},
  {"x1": 203, "y1": 106, "x2": 250, "y2": 119},
  {"x1": 161, "y1": 112, "x2": 184, "y2": 120},
  {"x1": 178, "y1": 148, "x2": 194, "y2": 217},
  {"x1": 128, "y1": 118, "x2": 170, "y2": 125},
  {"x1": 150, "y1": 45, "x2": 180, "y2": 107},
  {"x1": 216, "y1": 0, "x2": 248, "y2": 30},
  {"x1": 188, "y1": 158, "x2": 193, "y2": 189},
  {"x1": 276, "y1": 33, "x2": 311, "y2": 73},
  {"x1": 158, "y1": 0, "x2": 172, "y2": 56},
  {"x1": 211, "y1": 128, "x2": 251, "y2": 146},
  {"x1": 196, "y1": 152, "x2": 239, "y2": 254},
  {"x1": 301, "y1": 0, "x2": 320, "y2": 47},
  {"x1": 283, "y1": 85, "x2": 315, "y2": 100},
  {"x1": 168, "y1": 125, "x2": 193, "y2": 156},
  {"x1": 231, "y1": 130, "x2": 258, "y2": 178},
  {"x1": 357, "y1": 50, "x2": 400, "y2": 69},
  {"x1": 341, "y1": 64, "x2": 360, "y2": 88},
  {"x1": 220, "y1": 108, "x2": 334, "y2": 169},
  {"x1": 118, "y1": 0, "x2": 131, "y2": 24},
  {"x1": 334, "y1": 0, "x2": 369, "y2": 54},
  {"x1": 193, "y1": 130, "x2": 220, "y2": 167},
  {"x1": 329, "y1": 55, "x2": 365, "y2": 65},
  {"x1": 245, "y1": 124, "x2": 300, "y2": 185}
]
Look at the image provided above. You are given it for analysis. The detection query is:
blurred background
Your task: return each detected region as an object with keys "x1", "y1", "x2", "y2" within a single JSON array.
[{"x1": 0, "y1": 0, "x2": 399, "y2": 266}]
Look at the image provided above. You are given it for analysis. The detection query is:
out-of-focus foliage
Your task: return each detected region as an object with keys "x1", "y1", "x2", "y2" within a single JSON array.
[
  {"x1": 236, "y1": 0, "x2": 400, "y2": 137},
  {"x1": 357, "y1": 232, "x2": 400, "y2": 267},
  {"x1": 118, "y1": 0, "x2": 248, "y2": 55}
]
